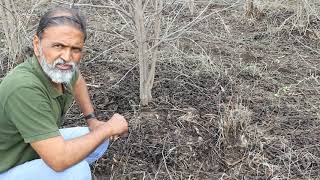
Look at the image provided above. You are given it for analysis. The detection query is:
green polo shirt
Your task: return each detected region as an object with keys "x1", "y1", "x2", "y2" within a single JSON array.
[{"x1": 0, "y1": 56, "x2": 79, "y2": 173}]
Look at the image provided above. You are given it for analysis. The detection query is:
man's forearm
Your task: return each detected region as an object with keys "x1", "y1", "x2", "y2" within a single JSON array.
[
  {"x1": 55, "y1": 123, "x2": 113, "y2": 171},
  {"x1": 73, "y1": 74, "x2": 94, "y2": 115},
  {"x1": 73, "y1": 74, "x2": 98, "y2": 128}
]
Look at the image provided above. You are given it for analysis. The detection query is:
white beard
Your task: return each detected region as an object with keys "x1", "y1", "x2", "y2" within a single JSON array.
[{"x1": 39, "y1": 50, "x2": 77, "y2": 84}]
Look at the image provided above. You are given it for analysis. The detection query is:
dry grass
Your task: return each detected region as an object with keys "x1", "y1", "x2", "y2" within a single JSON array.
[{"x1": 257, "y1": 0, "x2": 320, "y2": 36}]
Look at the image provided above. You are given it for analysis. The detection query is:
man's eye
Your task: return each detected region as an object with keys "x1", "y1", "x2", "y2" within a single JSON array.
[
  {"x1": 53, "y1": 44, "x2": 63, "y2": 49},
  {"x1": 72, "y1": 48, "x2": 82, "y2": 53}
]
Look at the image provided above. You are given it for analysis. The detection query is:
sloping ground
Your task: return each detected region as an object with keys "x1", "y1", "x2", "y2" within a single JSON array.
[{"x1": 0, "y1": 2, "x2": 319, "y2": 179}]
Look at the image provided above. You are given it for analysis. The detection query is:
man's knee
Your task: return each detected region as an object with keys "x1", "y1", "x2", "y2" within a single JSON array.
[{"x1": 85, "y1": 139, "x2": 109, "y2": 164}]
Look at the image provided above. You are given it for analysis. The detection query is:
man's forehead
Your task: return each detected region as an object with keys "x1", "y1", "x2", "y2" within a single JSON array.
[{"x1": 41, "y1": 25, "x2": 84, "y2": 45}]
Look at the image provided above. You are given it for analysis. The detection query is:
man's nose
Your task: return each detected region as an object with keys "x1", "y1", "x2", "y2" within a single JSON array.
[{"x1": 60, "y1": 49, "x2": 72, "y2": 62}]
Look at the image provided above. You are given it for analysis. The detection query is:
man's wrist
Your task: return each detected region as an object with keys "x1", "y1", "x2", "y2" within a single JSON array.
[
  {"x1": 88, "y1": 119, "x2": 98, "y2": 131},
  {"x1": 84, "y1": 112, "x2": 96, "y2": 121}
]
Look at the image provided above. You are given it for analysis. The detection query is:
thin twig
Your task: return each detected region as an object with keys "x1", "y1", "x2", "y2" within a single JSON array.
[
  {"x1": 148, "y1": 1, "x2": 240, "y2": 53},
  {"x1": 52, "y1": 0, "x2": 133, "y2": 21},
  {"x1": 108, "y1": 63, "x2": 138, "y2": 90},
  {"x1": 0, "y1": 2, "x2": 16, "y2": 19},
  {"x1": 292, "y1": 34, "x2": 320, "y2": 55},
  {"x1": 85, "y1": 39, "x2": 134, "y2": 64},
  {"x1": 86, "y1": 84, "x2": 101, "y2": 88},
  {"x1": 164, "y1": 1, "x2": 186, "y2": 36}
]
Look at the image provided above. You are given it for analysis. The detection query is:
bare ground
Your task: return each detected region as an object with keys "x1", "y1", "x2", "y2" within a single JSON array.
[{"x1": 1, "y1": 2, "x2": 320, "y2": 180}]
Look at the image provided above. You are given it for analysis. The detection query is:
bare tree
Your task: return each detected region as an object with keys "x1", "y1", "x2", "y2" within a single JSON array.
[
  {"x1": 64, "y1": 0, "x2": 220, "y2": 105},
  {"x1": 111, "y1": 0, "x2": 213, "y2": 105},
  {"x1": 0, "y1": 0, "x2": 21, "y2": 69},
  {"x1": 133, "y1": 0, "x2": 162, "y2": 105}
]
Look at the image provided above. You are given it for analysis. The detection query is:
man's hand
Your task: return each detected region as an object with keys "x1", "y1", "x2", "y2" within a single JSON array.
[
  {"x1": 89, "y1": 114, "x2": 128, "y2": 140},
  {"x1": 104, "y1": 113, "x2": 128, "y2": 140}
]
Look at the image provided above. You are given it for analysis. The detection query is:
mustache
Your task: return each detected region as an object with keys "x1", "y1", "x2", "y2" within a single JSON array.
[{"x1": 53, "y1": 58, "x2": 77, "y2": 68}]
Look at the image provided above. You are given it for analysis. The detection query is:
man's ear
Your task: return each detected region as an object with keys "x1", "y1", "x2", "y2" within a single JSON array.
[{"x1": 33, "y1": 35, "x2": 40, "y2": 57}]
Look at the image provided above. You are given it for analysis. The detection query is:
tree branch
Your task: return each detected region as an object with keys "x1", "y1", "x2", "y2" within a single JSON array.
[
  {"x1": 147, "y1": 2, "x2": 239, "y2": 53},
  {"x1": 52, "y1": 0, "x2": 134, "y2": 22}
]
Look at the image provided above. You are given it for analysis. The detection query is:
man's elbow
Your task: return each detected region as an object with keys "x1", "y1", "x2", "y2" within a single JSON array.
[
  {"x1": 46, "y1": 159, "x2": 69, "y2": 172},
  {"x1": 51, "y1": 165, "x2": 67, "y2": 172},
  {"x1": 31, "y1": 137, "x2": 71, "y2": 172}
]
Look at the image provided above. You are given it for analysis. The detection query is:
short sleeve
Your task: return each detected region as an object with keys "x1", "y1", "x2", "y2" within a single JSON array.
[{"x1": 5, "y1": 86, "x2": 60, "y2": 143}]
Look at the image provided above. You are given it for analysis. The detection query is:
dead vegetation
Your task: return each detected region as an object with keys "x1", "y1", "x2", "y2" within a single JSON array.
[
  {"x1": 1, "y1": 0, "x2": 320, "y2": 179},
  {"x1": 0, "y1": 0, "x2": 21, "y2": 70}
]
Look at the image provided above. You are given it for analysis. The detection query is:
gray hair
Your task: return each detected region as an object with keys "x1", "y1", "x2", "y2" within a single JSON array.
[{"x1": 36, "y1": 7, "x2": 87, "y2": 41}]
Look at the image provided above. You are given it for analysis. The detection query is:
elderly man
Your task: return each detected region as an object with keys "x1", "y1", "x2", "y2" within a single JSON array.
[{"x1": 0, "y1": 7, "x2": 128, "y2": 179}]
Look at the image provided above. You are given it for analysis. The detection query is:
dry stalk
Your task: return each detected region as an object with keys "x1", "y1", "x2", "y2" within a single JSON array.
[
  {"x1": 217, "y1": 103, "x2": 252, "y2": 166},
  {"x1": 244, "y1": 0, "x2": 264, "y2": 20},
  {"x1": 292, "y1": 0, "x2": 320, "y2": 33},
  {"x1": 0, "y1": 0, "x2": 21, "y2": 69},
  {"x1": 263, "y1": 0, "x2": 320, "y2": 34},
  {"x1": 188, "y1": 0, "x2": 195, "y2": 15},
  {"x1": 219, "y1": 103, "x2": 251, "y2": 146},
  {"x1": 245, "y1": 0, "x2": 254, "y2": 17}
]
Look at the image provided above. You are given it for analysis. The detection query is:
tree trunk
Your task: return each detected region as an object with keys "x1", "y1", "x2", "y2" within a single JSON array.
[
  {"x1": 133, "y1": 0, "x2": 162, "y2": 106},
  {"x1": 145, "y1": 0, "x2": 162, "y2": 104},
  {"x1": 133, "y1": 0, "x2": 149, "y2": 105}
]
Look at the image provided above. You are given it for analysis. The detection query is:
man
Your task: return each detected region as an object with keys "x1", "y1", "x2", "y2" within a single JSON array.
[{"x1": 0, "y1": 7, "x2": 128, "y2": 179}]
